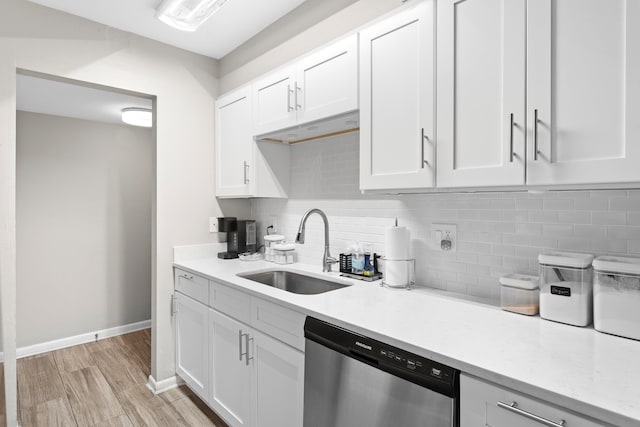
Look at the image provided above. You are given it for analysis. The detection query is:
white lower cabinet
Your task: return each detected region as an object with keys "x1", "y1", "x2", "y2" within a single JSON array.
[
  {"x1": 175, "y1": 271, "x2": 304, "y2": 427},
  {"x1": 174, "y1": 292, "x2": 210, "y2": 401},
  {"x1": 251, "y1": 329, "x2": 304, "y2": 427},
  {"x1": 461, "y1": 374, "x2": 608, "y2": 427},
  {"x1": 209, "y1": 309, "x2": 252, "y2": 426},
  {"x1": 209, "y1": 308, "x2": 304, "y2": 427}
]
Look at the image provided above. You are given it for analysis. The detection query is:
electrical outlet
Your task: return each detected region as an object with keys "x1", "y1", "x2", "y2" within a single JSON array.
[
  {"x1": 431, "y1": 223, "x2": 457, "y2": 252},
  {"x1": 209, "y1": 217, "x2": 218, "y2": 233},
  {"x1": 268, "y1": 216, "x2": 278, "y2": 233}
]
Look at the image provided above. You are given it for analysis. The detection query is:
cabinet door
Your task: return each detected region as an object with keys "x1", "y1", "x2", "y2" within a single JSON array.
[
  {"x1": 437, "y1": 0, "x2": 526, "y2": 188},
  {"x1": 251, "y1": 330, "x2": 304, "y2": 427},
  {"x1": 175, "y1": 292, "x2": 209, "y2": 400},
  {"x1": 253, "y1": 68, "x2": 297, "y2": 136},
  {"x1": 216, "y1": 86, "x2": 253, "y2": 197},
  {"x1": 359, "y1": 1, "x2": 436, "y2": 190},
  {"x1": 209, "y1": 309, "x2": 252, "y2": 427},
  {"x1": 527, "y1": 0, "x2": 640, "y2": 185},
  {"x1": 295, "y1": 34, "x2": 358, "y2": 125}
]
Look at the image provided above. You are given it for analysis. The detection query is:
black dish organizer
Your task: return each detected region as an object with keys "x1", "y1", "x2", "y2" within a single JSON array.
[{"x1": 339, "y1": 253, "x2": 383, "y2": 282}]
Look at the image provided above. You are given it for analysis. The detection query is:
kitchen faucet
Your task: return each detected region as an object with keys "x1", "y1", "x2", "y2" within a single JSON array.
[{"x1": 295, "y1": 208, "x2": 338, "y2": 272}]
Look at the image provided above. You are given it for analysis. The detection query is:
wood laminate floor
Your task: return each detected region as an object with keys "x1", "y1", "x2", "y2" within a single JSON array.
[{"x1": 1, "y1": 329, "x2": 228, "y2": 427}]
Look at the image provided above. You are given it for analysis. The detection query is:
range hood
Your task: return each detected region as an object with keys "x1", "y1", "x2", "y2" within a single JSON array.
[{"x1": 255, "y1": 111, "x2": 359, "y2": 145}]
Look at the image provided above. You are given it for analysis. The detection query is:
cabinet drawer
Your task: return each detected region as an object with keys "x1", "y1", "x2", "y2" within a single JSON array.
[
  {"x1": 460, "y1": 374, "x2": 608, "y2": 427},
  {"x1": 174, "y1": 268, "x2": 209, "y2": 304},
  {"x1": 210, "y1": 281, "x2": 252, "y2": 325},
  {"x1": 251, "y1": 298, "x2": 305, "y2": 351}
]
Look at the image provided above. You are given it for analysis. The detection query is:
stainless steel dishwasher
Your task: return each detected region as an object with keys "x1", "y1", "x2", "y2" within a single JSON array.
[{"x1": 304, "y1": 317, "x2": 459, "y2": 427}]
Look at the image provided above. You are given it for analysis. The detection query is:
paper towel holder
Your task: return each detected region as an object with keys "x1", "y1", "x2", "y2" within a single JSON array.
[{"x1": 380, "y1": 258, "x2": 415, "y2": 289}]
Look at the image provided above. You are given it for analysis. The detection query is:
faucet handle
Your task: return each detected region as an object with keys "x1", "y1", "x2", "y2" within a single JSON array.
[{"x1": 326, "y1": 256, "x2": 338, "y2": 264}]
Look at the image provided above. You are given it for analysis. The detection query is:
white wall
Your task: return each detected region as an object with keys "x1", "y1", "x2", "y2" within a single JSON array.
[
  {"x1": 0, "y1": 1, "x2": 248, "y2": 424},
  {"x1": 253, "y1": 134, "x2": 640, "y2": 301},
  {"x1": 219, "y1": 0, "x2": 401, "y2": 92},
  {"x1": 16, "y1": 111, "x2": 151, "y2": 347}
]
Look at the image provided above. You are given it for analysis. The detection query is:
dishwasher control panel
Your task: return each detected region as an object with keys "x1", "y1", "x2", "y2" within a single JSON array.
[{"x1": 379, "y1": 348, "x2": 454, "y2": 386}]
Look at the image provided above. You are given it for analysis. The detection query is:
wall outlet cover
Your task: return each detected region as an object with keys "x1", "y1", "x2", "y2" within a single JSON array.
[
  {"x1": 431, "y1": 223, "x2": 457, "y2": 252},
  {"x1": 209, "y1": 217, "x2": 218, "y2": 233}
]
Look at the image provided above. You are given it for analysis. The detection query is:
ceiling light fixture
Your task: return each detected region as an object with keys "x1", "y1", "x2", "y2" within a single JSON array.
[
  {"x1": 156, "y1": 0, "x2": 230, "y2": 32},
  {"x1": 121, "y1": 108, "x2": 153, "y2": 128}
]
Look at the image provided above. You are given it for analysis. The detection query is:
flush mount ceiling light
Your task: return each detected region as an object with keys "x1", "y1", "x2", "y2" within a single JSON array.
[
  {"x1": 156, "y1": 0, "x2": 230, "y2": 32},
  {"x1": 121, "y1": 108, "x2": 153, "y2": 128}
]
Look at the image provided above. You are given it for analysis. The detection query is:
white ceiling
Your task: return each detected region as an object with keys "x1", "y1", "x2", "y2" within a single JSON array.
[
  {"x1": 26, "y1": 0, "x2": 308, "y2": 59},
  {"x1": 17, "y1": 74, "x2": 153, "y2": 125}
]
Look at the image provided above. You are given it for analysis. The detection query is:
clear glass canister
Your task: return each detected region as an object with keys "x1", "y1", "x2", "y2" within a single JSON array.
[
  {"x1": 264, "y1": 234, "x2": 284, "y2": 263},
  {"x1": 593, "y1": 256, "x2": 640, "y2": 341},
  {"x1": 272, "y1": 243, "x2": 296, "y2": 265},
  {"x1": 538, "y1": 251, "x2": 594, "y2": 327},
  {"x1": 499, "y1": 273, "x2": 540, "y2": 316}
]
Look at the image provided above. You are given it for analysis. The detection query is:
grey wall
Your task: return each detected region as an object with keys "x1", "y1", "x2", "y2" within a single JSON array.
[{"x1": 16, "y1": 111, "x2": 152, "y2": 347}]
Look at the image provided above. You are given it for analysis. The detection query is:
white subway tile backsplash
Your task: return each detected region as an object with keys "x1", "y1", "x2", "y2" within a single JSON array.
[
  {"x1": 251, "y1": 133, "x2": 640, "y2": 303},
  {"x1": 516, "y1": 199, "x2": 543, "y2": 210},
  {"x1": 607, "y1": 226, "x2": 640, "y2": 240},
  {"x1": 543, "y1": 199, "x2": 574, "y2": 210},
  {"x1": 557, "y1": 211, "x2": 590, "y2": 224},
  {"x1": 542, "y1": 224, "x2": 574, "y2": 237},
  {"x1": 592, "y1": 211, "x2": 627, "y2": 225},
  {"x1": 610, "y1": 198, "x2": 640, "y2": 211}
]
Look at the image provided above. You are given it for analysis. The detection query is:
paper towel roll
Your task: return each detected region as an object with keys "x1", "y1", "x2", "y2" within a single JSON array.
[
  {"x1": 385, "y1": 225, "x2": 410, "y2": 261},
  {"x1": 384, "y1": 259, "x2": 409, "y2": 287}
]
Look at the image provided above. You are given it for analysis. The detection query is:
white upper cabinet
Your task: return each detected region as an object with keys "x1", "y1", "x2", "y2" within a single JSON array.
[
  {"x1": 437, "y1": 0, "x2": 526, "y2": 188},
  {"x1": 526, "y1": 0, "x2": 640, "y2": 185},
  {"x1": 216, "y1": 86, "x2": 253, "y2": 198},
  {"x1": 438, "y1": 0, "x2": 640, "y2": 189},
  {"x1": 359, "y1": 0, "x2": 436, "y2": 191},
  {"x1": 215, "y1": 86, "x2": 290, "y2": 199},
  {"x1": 253, "y1": 34, "x2": 358, "y2": 136},
  {"x1": 295, "y1": 35, "x2": 358, "y2": 126},
  {"x1": 253, "y1": 69, "x2": 297, "y2": 137}
]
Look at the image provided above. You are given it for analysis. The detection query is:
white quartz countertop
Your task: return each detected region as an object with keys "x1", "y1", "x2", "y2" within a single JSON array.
[{"x1": 174, "y1": 247, "x2": 640, "y2": 426}]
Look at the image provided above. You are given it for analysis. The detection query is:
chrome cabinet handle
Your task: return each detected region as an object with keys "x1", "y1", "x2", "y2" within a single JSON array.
[
  {"x1": 180, "y1": 274, "x2": 193, "y2": 280},
  {"x1": 421, "y1": 128, "x2": 428, "y2": 168},
  {"x1": 497, "y1": 401, "x2": 566, "y2": 427},
  {"x1": 509, "y1": 113, "x2": 518, "y2": 162},
  {"x1": 533, "y1": 108, "x2": 539, "y2": 161},
  {"x1": 244, "y1": 334, "x2": 254, "y2": 366},
  {"x1": 243, "y1": 161, "x2": 250, "y2": 184},
  {"x1": 295, "y1": 82, "x2": 302, "y2": 110},
  {"x1": 287, "y1": 84, "x2": 293, "y2": 112},
  {"x1": 238, "y1": 330, "x2": 243, "y2": 361}
]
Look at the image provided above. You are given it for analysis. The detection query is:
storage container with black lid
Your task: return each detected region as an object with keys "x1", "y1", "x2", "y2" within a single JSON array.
[{"x1": 538, "y1": 251, "x2": 594, "y2": 327}]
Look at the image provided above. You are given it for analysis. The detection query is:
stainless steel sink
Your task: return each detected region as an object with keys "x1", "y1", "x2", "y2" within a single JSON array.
[{"x1": 238, "y1": 270, "x2": 349, "y2": 295}]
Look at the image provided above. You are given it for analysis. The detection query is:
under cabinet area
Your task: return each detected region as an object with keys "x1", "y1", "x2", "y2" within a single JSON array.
[
  {"x1": 252, "y1": 34, "x2": 358, "y2": 137},
  {"x1": 460, "y1": 374, "x2": 610, "y2": 427},
  {"x1": 436, "y1": 0, "x2": 640, "y2": 189},
  {"x1": 173, "y1": 269, "x2": 305, "y2": 427},
  {"x1": 359, "y1": 0, "x2": 436, "y2": 191}
]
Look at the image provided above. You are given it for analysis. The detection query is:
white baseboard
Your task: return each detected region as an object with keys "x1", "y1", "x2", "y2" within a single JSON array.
[
  {"x1": 7, "y1": 319, "x2": 152, "y2": 360},
  {"x1": 147, "y1": 374, "x2": 183, "y2": 395}
]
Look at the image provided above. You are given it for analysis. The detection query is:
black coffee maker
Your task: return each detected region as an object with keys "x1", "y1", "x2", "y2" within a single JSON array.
[{"x1": 217, "y1": 217, "x2": 257, "y2": 259}]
